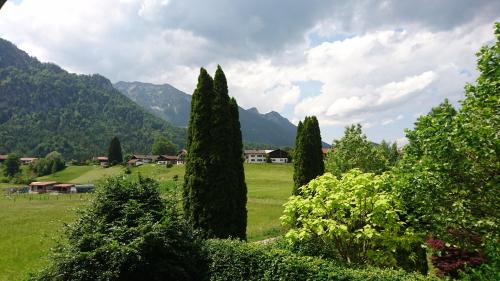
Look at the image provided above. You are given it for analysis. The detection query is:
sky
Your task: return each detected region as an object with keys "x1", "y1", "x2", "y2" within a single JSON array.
[{"x1": 0, "y1": 0, "x2": 499, "y2": 145}]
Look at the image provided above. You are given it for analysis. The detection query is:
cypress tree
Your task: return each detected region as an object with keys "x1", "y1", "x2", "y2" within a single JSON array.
[
  {"x1": 183, "y1": 68, "x2": 215, "y2": 236},
  {"x1": 293, "y1": 116, "x2": 324, "y2": 195},
  {"x1": 4, "y1": 153, "x2": 21, "y2": 177},
  {"x1": 108, "y1": 136, "x2": 123, "y2": 165},
  {"x1": 229, "y1": 97, "x2": 247, "y2": 239},
  {"x1": 183, "y1": 66, "x2": 247, "y2": 239}
]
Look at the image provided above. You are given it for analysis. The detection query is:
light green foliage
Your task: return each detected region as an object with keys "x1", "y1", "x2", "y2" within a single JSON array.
[
  {"x1": 395, "y1": 23, "x2": 499, "y2": 246},
  {"x1": 30, "y1": 151, "x2": 65, "y2": 176},
  {"x1": 3, "y1": 152, "x2": 21, "y2": 177},
  {"x1": 282, "y1": 170, "x2": 417, "y2": 267},
  {"x1": 325, "y1": 124, "x2": 388, "y2": 178},
  {"x1": 151, "y1": 135, "x2": 178, "y2": 155}
]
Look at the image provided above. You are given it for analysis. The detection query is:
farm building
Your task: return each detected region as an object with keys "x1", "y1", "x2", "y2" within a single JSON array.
[
  {"x1": 0, "y1": 155, "x2": 6, "y2": 165},
  {"x1": 29, "y1": 181, "x2": 57, "y2": 193},
  {"x1": 75, "y1": 184, "x2": 95, "y2": 193},
  {"x1": 53, "y1": 183, "x2": 75, "y2": 193}
]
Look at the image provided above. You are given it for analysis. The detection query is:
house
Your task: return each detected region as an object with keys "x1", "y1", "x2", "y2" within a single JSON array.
[
  {"x1": 0, "y1": 155, "x2": 6, "y2": 165},
  {"x1": 156, "y1": 155, "x2": 178, "y2": 165},
  {"x1": 130, "y1": 155, "x2": 156, "y2": 163},
  {"x1": 29, "y1": 181, "x2": 57, "y2": 193},
  {"x1": 20, "y1": 157, "x2": 38, "y2": 165},
  {"x1": 127, "y1": 158, "x2": 143, "y2": 167},
  {"x1": 96, "y1": 156, "x2": 109, "y2": 167},
  {"x1": 244, "y1": 150, "x2": 268, "y2": 163},
  {"x1": 176, "y1": 149, "x2": 187, "y2": 165},
  {"x1": 267, "y1": 149, "x2": 289, "y2": 163},
  {"x1": 53, "y1": 183, "x2": 75, "y2": 193},
  {"x1": 322, "y1": 148, "x2": 331, "y2": 157}
]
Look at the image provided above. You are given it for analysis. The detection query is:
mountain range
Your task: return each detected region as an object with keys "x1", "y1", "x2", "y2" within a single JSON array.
[
  {"x1": 0, "y1": 38, "x2": 303, "y2": 160},
  {"x1": 114, "y1": 81, "x2": 299, "y2": 147},
  {"x1": 0, "y1": 38, "x2": 185, "y2": 160}
]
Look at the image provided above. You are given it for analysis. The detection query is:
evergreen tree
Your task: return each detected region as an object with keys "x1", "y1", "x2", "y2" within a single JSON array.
[
  {"x1": 183, "y1": 67, "x2": 247, "y2": 239},
  {"x1": 183, "y1": 68, "x2": 215, "y2": 236},
  {"x1": 4, "y1": 152, "x2": 21, "y2": 177},
  {"x1": 293, "y1": 116, "x2": 325, "y2": 195},
  {"x1": 108, "y1": 136, "x2": 123, "y2": 165},
  {"x1": 229, "y1": 97, "x2": 247, "y2": 239}
]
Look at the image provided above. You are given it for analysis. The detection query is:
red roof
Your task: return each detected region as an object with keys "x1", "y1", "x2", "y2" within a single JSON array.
[
  {"x1": 97, "y1": 156, "x2": 108, "y2": 161},
  {"x1": 30, "y1": 181, "x2": 57, "y2": 186},
  {"x1": 0, "y1": 155, "x2": 7, "y2": 160},
  {"x1": 322, "y1": 148, "x2": 330, "y2": 155}
]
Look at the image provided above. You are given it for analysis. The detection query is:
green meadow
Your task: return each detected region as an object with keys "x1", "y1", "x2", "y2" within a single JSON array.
[{"x1": 0, "y1": 163, "x2": 293, "y2": 281}]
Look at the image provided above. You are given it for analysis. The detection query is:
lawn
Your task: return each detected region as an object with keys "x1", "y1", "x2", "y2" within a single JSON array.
[
  {"x1": 0, "y1": 163, "x2": 293, "y2": 280},
  {"x1": 0, "y1": 194, "x2": 91, "y2": 281},
  {"x1": 37, "y1": 165, "x2": 124, "y2": 183}
]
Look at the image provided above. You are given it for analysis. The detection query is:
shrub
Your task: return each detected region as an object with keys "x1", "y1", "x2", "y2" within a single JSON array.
[
  {"x1": 202, "y1": 239, "x2": 435, "y2": 281},
  {"x1": 281, "y1": 170, "x2": 420, "y2": 268},
  {"x1": 166, "y1": 162, "x2": 174, "y2": 168},
  {"x1": 29, "y1": 176, "x2": 203, "y2": 281}
]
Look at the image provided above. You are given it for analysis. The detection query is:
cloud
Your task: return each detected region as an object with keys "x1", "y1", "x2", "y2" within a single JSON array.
[{"x1": 0, "y1": 0, "x2": 498, "y2": 143}]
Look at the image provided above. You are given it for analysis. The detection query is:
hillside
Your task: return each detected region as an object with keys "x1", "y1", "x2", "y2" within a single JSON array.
[
  {"x1": 0, "y1": 38, "x2": 186, "y2": 160},
  {"x1": 114, "y1": 81, "x2": 299, "y2": 147}
]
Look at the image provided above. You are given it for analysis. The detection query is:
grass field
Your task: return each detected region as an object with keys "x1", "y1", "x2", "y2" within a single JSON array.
[
  {"x1": 0, "y1": 163, "x2": 293, "y2": 281},
  {"x1": 37, "y1": 165, "x2": 124, "y2": 183},
  {"x1": 0, "y1": 194, "x2": 91, "y2": 281}
]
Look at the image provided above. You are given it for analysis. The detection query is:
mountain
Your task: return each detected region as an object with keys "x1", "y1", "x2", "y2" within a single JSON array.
[
  {"x1": 0, "y1": 38, "x2": 186, "y2": 160},
  {"x1": 114, "y1": 81, "x2": 299, "y2": 147}
]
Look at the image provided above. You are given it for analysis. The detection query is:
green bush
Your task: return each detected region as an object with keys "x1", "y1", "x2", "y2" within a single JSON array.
[
  {"x1": 29, "y1": 176, "x2": 203, "y2": 281},
  {"x1": 281, "y1": 170, "x2": 421, "y2": 268},
  {"x1": 202, "y1": 239, "x2": 435, "y2": 281}
]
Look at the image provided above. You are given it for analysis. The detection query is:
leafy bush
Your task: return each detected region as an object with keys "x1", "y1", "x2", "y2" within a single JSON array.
[
  {"x1": 202, "y1": 239, "x2": 434, "y2": 281},
  {"x1": 281, "y1": 170, "x2": 420, "y2": 268},
  {"x1": 30, "y1": 151, "x2": 65, "y2": 176},
  {"x1": 29, "y1": 176, "x2": 203, "y2": 281}
]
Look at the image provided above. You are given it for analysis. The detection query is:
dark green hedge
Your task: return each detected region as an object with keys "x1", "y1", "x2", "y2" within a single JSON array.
[{"x1": 202, "y1": 239, "x2": 436, "y2": 281}]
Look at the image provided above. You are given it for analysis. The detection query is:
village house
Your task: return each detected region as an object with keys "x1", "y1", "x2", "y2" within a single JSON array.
[
  {"x1": 176, "y1": 149, "x2": 187, "y2": 165},
  {"x1": 0, "y1": 155, "x2": 6, "y2": 165},
  {"x1": 96, "y1": 156, "x2": 109, "y2": 167},
  {"x1": 20, "y1": 157, "x2": 38, "y2": 165},
  {"x1": 156, "y1": 155, "x2": 178, "y2": 165},
  {"x1": 130, "y1": 155, "x2": 156, "y2": 163},
  {"x1": 267, "y1": 149, "x2": 289, "y2": 163},
  {"x1": 127, "y1": 158, "x2": 143, "y2": 167},
  {"x1": 322, "y1": 148, "x2": 331, "y2": 157},
  {"x1": 244, "y1": 150, "x2": 267, "y2": 163},
  {"x1": 244, "y1": 149, "x2": 290, "y2": 164}
]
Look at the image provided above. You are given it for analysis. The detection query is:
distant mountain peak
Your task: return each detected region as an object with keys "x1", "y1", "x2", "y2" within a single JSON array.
[
  {"x1": 115, "y1": 81, "x2": 299, "y2": 147},
  {"x1": 247, "y1": 107, "x2": 260, "y2": 114}
]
